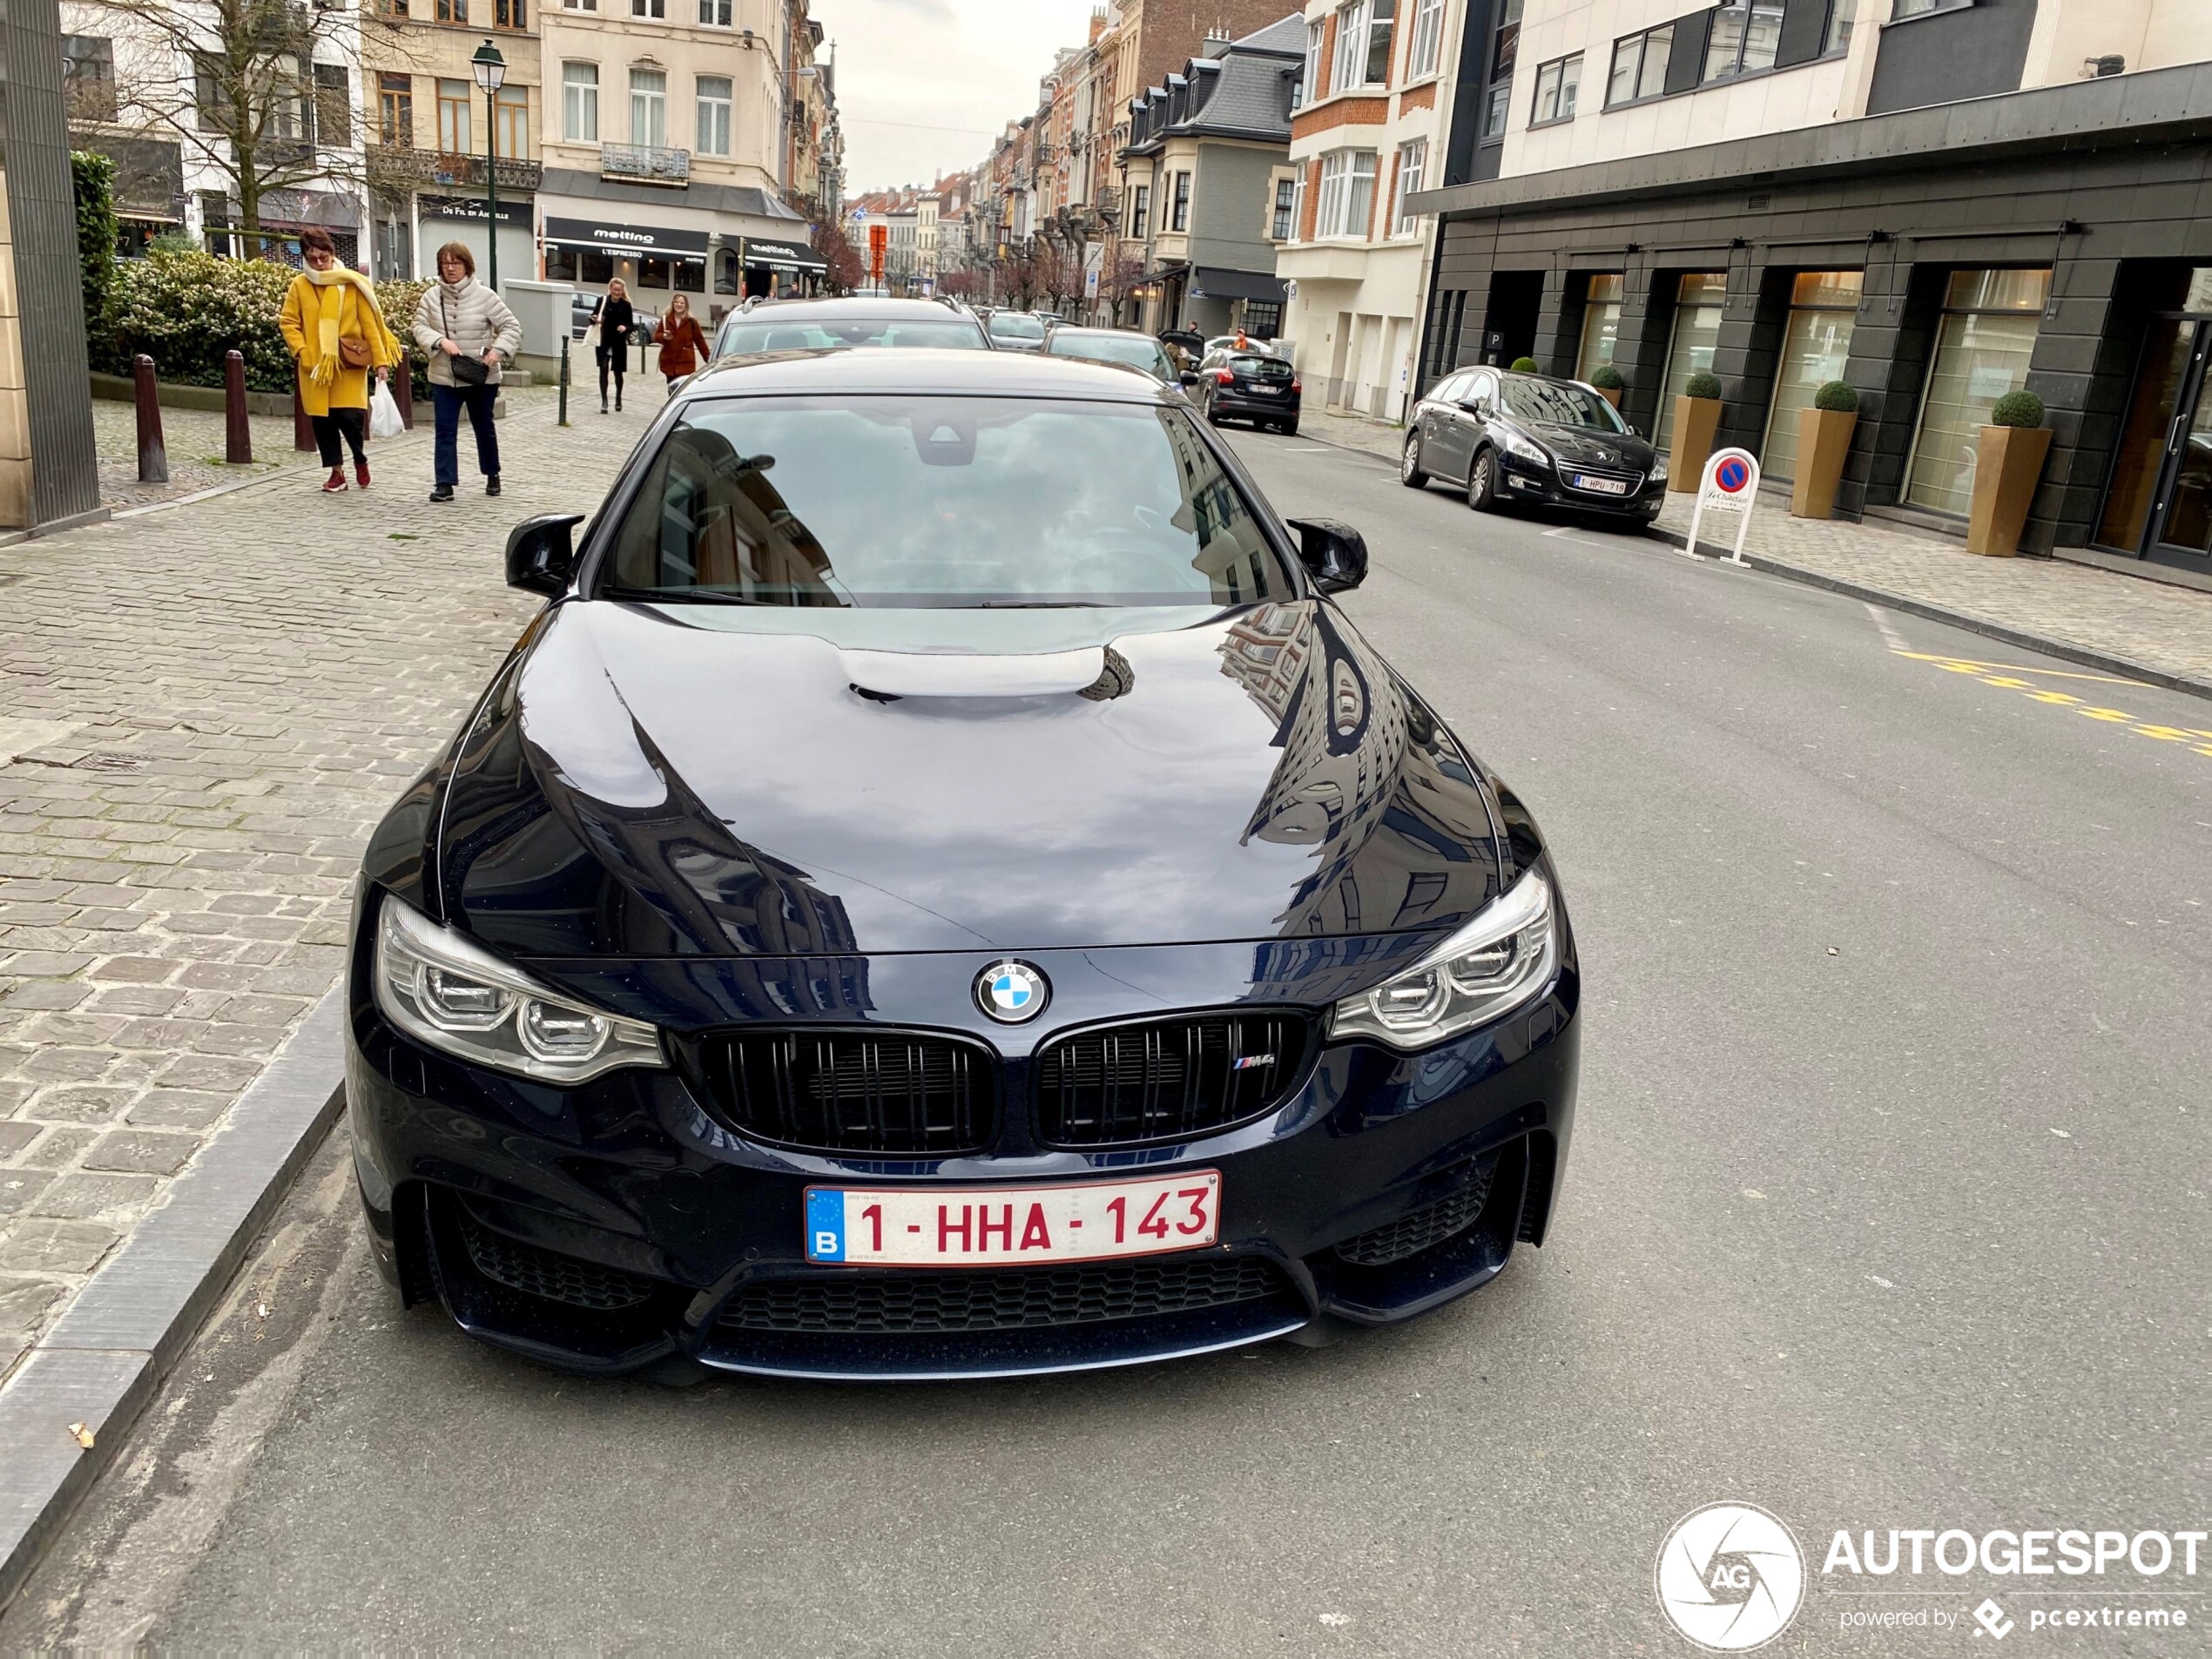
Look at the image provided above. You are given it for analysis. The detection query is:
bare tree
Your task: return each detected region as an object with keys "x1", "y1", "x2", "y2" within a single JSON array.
[{"x1": 88, "y1": 0, "x2": 375, "y2": 253}]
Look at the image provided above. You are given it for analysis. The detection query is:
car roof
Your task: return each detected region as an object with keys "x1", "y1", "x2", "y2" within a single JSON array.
[
  {"x1": 718, "y1": 297, "x2": 974, "y2": 322},
  {"x1": 682, "y1": 346, "x2": 1178, "y2": 404},
  {"x1": 1048, "y1": 327, "x2": 1157, "y2": 343}
]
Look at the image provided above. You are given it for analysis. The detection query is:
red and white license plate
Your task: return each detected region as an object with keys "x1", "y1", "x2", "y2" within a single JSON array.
[{"x1": 804, "y1": 1171, "x2": 1222, "y2": 1266}]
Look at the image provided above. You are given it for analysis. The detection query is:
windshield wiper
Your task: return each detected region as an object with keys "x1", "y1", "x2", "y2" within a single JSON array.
[
  {"x1": 599, "y1": 585, "x2": 772, "y2": 607},
  {"x1": 976, "y1": 599, "x2": 1109, "y2": 609}
]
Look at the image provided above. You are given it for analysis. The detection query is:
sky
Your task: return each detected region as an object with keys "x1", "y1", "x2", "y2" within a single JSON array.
[{"x1": 813, "y1": 0, "x2": 1104, "y2": 192}]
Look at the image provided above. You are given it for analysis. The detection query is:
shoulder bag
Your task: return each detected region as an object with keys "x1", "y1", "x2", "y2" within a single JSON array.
[{"x1": 442, "y1": 291, "x2": 491, "y2": 387}]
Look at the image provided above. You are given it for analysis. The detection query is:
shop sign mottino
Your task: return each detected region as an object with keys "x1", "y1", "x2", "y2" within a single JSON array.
[
  {"x1": 420, "y1": 193, "x2": 531, "y2": 227},
  {"x1": 741, "y1": 237, "x2": 828, "y2": 272},
  {"x1": 543, "y1": 215, "x2": 711, "y2": 258}
]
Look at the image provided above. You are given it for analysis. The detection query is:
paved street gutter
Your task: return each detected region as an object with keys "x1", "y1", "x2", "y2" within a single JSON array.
[
  {"x1": 1649, "y1": 525, "x2": 2212, "y2": 704},
  {"x1": 0, "y1": 990, "x2": 341, "y2": 1610}
]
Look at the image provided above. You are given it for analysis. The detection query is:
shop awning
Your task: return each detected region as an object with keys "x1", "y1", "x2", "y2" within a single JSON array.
[
  {"x1": 544, "y1": 215, "x2": 710, "y2": 258},
  {"x1": 741, "y1": 236, "x2": 828, "y2": 273},
  {"x1": 1190, "y1": 266, "x2": 1288, "y2": 304}
]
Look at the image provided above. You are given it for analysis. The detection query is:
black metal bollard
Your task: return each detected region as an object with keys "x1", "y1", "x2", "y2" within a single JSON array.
[
  {"x1": 293, "y1": 381, "x2": 315, "y2": 452},
  {"x1": 132, "y1": 354, "x2": 169, "y2": 484},
  {"x1": 558, "y1": 336, "x2": 571, "y2": 428},
  {"x1": 394, "y1": 368, "x2": 415, "y2": 431},
  {"x1": 223, "y1": 350, "x2": 252, "y2": 464}
]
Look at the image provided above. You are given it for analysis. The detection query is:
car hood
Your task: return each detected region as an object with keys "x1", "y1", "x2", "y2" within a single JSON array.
[
  {"x1": 1524, "y1": 421, "x2": 1651, "y2": 469},
  {"x1": 435, "y1": 599, "x2": 1504, "y2": 957}
]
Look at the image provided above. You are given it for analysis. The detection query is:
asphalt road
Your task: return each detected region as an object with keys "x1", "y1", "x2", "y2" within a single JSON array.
[{"x1": 8, "y1": 428, "x2": 2207, "y2": 1656}]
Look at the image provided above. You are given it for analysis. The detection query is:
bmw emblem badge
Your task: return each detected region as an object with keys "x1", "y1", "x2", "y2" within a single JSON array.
[{"x1": 976, "y1": 960, "x2": 1049, "y2": 1023}]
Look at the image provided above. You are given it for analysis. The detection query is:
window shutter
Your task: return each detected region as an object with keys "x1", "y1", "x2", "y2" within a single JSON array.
[
  {"x1": 1664, "y1": 9, "x2": 1713, "y2": 94},
  {"x1": 1774, "y1": 0, "x2": 1830, "y2": 69}
]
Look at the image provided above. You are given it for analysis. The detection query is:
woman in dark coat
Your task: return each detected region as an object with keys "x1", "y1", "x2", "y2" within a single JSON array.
[{"x1": 590, "y1": 278, "x2": 636, "y2": 414}]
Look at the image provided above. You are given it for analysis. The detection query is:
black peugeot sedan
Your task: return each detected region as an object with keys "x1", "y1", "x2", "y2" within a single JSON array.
[
  {"x1": 346, "y1": 349, "x2": 1579, "y2": 1382},
  {"x1": 1401, "y1": 367, "x2": 1666, "y2": 522},
  {"x1": 1194, "y1": 347, "x2": 1302, "y2": 435},
  {"x1": 712, "y1": 296, "x2": 988, "y2": 357}
]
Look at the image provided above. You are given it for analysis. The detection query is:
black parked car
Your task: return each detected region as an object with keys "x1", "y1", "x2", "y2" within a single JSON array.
[
  {"x1": 1401, "y1": 368, "x2": 1666, "y2": 521},
  {"x1": 346, "y1": 348, "x2": 1578, "y2": 1382},
  {"x1": 1194, "y1": 347, "x2": 1302, "y2": 435}
]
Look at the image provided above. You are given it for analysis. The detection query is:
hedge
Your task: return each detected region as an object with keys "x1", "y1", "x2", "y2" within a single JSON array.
[
  {"x1": 1989, "y1": 389, "x2": 2045, "y2": 428},
  {"x1": 1813, "y1": 379, "x2": 1859, "y2": 413},
  {"x1": 1683, "y1": 370, "x2": 1723, "y2": 401},
  {"x1": 93, "y1": 246, "x2": 430, "y2": 395},
  {"x1": 71, "y1": 152, "x2": 118, "y2": 328}
]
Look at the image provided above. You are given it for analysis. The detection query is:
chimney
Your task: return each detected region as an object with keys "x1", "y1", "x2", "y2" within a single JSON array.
[
  {"x1": 1201, "y1": 30, "x2": 1231, "y2": 59},
  {"x1": 1090, "y1": 5, "x2": 1108, "y2": 44}
]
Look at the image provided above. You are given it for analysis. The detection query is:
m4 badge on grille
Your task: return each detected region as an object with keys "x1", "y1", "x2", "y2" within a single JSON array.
[{"x1": 1231, "y1": 1055, "x2": 1276, "y2": 1071}]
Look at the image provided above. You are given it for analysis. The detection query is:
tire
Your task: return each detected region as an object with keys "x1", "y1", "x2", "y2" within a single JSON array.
[
  {"x1": 1467, "y1": 448, "x2": 1498, "y2": 512},
  {"x1": 1400, "y1": 434, "x2": 1429, "y2": 488},
  {"x1": 1204, "y1": 401, "x2": 1223, "y2": 426},
  {"x1": 1280, "y1": 420, "x2": 1298, "y2": 437}
]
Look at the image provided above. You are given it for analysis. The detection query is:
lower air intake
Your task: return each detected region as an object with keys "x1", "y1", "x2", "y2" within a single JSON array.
[
  {"x1": 458, "y1": 1211, "x2": 658, "y2": 1311},
  {"x1": 1335, "y1": 1164, "x2": 1495, "y2": 1266},
  {"x1": 722, "y1": 1256, "x2": 1288, "y2": 1335}
]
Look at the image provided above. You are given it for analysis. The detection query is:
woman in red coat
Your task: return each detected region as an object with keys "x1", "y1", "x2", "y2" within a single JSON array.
[{"x1": 653, "y1": 293, "x2": 711, "y2": 398}]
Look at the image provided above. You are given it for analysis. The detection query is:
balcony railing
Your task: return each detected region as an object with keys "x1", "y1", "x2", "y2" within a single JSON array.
[
  {"x1": 367, "y1": 144, "x2": 541, "y2": 192},
  {"x1": 600, "y1": 142, "x2": 691, "y2": 185}
]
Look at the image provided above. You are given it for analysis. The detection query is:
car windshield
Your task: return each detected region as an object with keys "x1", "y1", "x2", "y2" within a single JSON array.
[
  {"x1": 1226, "y1": 354, "x2": 1294, "y2": 381},
  {"x1": 716, "y1": 317, "x2": 985, "y2": 354},
  {"x1": 988, "y1": 314, "x2": 1047, "y2": 341},
  {"x1": 600, "y1": 396, "x2": 1291, "y2": 609},
  {"x1": 1500, "y1": 376, "x2": 1629, "y2": 432},
  {"x1": 1046, "y1": 334, "x2": 1173, "y2": 379}
]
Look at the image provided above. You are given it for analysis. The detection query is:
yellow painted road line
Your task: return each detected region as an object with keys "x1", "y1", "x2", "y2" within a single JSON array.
[{"x1": 1890, "y1": 648, "x2": 2145, "y2": 687}]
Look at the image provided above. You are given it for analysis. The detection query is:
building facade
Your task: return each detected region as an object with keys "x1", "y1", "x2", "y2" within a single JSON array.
[
  {"x1": 1277, "y1": 0, "x2": 1467, "y2": 421},
  {"x1": 536, "y1": 0, "x2": 822, "y2": 316},
  {"x1": 1408, "y1": 0, "x2": 2212, "y2": 577},
  {"x1": 1121, "y1": 16, "x2": 1304, "y2": 339}
]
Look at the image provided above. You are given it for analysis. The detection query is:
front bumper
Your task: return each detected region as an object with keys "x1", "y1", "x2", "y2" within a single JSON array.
[
  {"x1": 1497, "y1": 450, "x2": 1664, "y2": 516},
  {"x1": 347, "y1": 919, "x2": 1579, "y2": 1381}
]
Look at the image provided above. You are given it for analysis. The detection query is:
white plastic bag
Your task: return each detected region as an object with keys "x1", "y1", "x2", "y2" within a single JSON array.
[{"x1": 369, "y1": 379, "x2": 404, "y2": 440}]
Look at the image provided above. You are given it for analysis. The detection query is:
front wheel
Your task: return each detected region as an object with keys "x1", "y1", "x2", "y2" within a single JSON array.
[
  {"x1": 1400, "y1": 435, "x2": 1429, "y2": 488},
  {"x1": 1467, "y1": 448, "x2": 1499, "y2": 512}
]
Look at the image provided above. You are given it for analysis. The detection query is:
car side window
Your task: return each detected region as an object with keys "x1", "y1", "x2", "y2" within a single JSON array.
[
  {"x1": 1430, "y1": 373, "x2": 1470, "y2": 406},
  {"x1": 1470, "y1": 372, "x2": 1500, "y2": 411}
]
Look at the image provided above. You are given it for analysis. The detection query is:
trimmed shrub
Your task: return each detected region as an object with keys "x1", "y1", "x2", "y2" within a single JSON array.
[
  {"x1": 1509, "y1": 355, "x2": 1540, "y2": 373},
  {"x1": 71, "y1": 151, "x2": 118, "y2": 339},
  {"x1": 1683, "y1": 370, "x2": 1723, "y2": 401},
  {"x1": 1989, "y1": 389, "x2": 2045, "y2": 428},
  {"x1": 1813, "y1": 379, "x2": 1859, "y2": 413},
  {"x1": 1588, "y1": 362, "x2": 1624, "y2": 390},
  {"x1": 104, "y1": 248, "x2": 295, "y2": 390}
]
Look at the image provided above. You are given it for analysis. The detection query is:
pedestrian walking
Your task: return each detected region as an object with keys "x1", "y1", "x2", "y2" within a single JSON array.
[
  {"x1": 590, "y1": 279, "x2": 635, "y2": 414},
  {"x1": 277, "y1": 229, "x2": 403, "y2": 494},
  {"x1": 411, "y1": 242, "x2": 523, "y2": 502},
  {"x1": 652, "y1": 293, "x2": 711, "y2": 399}
]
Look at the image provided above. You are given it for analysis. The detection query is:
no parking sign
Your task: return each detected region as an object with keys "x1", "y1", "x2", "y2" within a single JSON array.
[{"x1": 1687, "y1": 446, "x2": 1760, "y2": 564}]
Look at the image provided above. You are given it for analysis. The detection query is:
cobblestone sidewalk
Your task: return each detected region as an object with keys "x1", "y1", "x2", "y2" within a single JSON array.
[
  {"x1": 1290, "y1": 406, "x2": 2212, "y2": 694},
  {"x1": 0, "y1": 386, "x2": 640, "y2": 1378}
]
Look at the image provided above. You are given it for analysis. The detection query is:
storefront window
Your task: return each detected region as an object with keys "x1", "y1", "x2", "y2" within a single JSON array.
[
  {"x1": 1905, "y1": 268, "x2": 2050, "y2": 516},
  {"x1": 2097, "y1": 268, "x2": 2212, "y2": 552},
  {"x1": 1656, "y1": 273, "x2": 1726, "y2": 451},
  {"x1": 581, "y1": 249, "x2": 614, "y2": 284},
  {"x1": 1575, "y1": 273, "x2": 1622, "y2": 382},
  {"x1": 639, "y1": 254, "x2": 671, "y2": 288},
  {"x1": 545, "y1": 243, "x2": 576, "y2": 280},
  {"x1": 1762, "y1": 270, "x2": 1862, "y2": 482},
  {"x1": 673, "y1": 257, "x2": 705, "y2": 293}
]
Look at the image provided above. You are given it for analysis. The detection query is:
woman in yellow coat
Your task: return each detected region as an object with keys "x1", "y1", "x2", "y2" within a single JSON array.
[{"x1": 278, "y1": 227, "x2": 405, "y2": 494}]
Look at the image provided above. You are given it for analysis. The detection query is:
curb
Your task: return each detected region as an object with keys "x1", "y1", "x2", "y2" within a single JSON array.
[
  {"x1": 1649, "y1": 527, "x2": 2212, "y2": 705},
  {"x1": 0, "y1": 988, "x2": 347, "y2": 1612}
]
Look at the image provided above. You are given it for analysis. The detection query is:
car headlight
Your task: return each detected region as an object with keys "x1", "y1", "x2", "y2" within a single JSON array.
[
  {"x1": 1648, "y1": 458, "x2": 1668, "y2": 483},
  {"x1": 1328, "y1": 871, "x2": 1559, "y2": 1052},
  {"x1": 373, "y1": 898, "x2": 664, "y2": 1083},
  {"x1": 1494, "y1": 428, "x2": 1550, "y2": 465}
]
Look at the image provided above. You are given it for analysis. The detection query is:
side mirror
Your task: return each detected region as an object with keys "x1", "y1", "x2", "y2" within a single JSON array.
[
  {"x1": 505, "y1": 513, "x2": 585, "y2": 597},
  {"x1": 1285, "y1": 517, "x2": 1367, "y2": 594},
  {"x1": 1179, "y1": 369, "x2": 1200, "y2": 387}
]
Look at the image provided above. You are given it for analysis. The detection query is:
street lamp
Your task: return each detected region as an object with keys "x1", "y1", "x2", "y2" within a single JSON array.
[{"x1": 470, "y1": 39, "x2": 506, "y2": 290}]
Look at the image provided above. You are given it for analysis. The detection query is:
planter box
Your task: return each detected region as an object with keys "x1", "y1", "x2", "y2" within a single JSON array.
[
  {"x1": 1595, "y1": 386, "x2": 1622, "y2": 410},
  {"x1": 1966, "y1": 424, "x2": 2054, "y2": 556},
  {"x1": 1789, "y1": 406, "x2": 1857, "y2": 519},
  {"x1": 87, "y1": 372, "x2": 292, "y2": 418},
  {"x1": 1667, "y1": 395, "x2": 1722, "y2": 493}
]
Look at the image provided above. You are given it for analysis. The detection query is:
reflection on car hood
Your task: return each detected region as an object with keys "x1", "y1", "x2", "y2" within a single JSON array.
[
  {"x1": 1524, "y1": 421, "x2": 1651, "y2": 468},
  {"x1": 437, "y1": 600, "x2": 1505, "y2": 956}
]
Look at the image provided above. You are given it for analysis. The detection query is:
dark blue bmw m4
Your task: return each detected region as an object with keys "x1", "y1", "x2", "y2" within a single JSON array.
[{"x1": 346, "y1": 347, "x2": 1580, "y2": 1381}]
